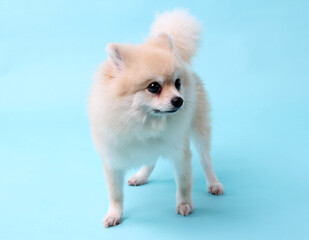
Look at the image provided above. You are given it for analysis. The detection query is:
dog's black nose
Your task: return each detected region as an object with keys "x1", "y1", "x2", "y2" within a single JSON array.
[{"x1": 171, "y1": 97, "x2": 183, "y2": 108}]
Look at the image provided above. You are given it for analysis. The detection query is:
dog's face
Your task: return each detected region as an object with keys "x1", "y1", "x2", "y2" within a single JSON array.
[{"x1": 104, "y1": 34, "x2": 190, "y2": 118}]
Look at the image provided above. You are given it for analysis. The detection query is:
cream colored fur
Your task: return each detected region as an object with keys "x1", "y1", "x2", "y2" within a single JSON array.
[{"x1": 88, "y1": 9, "x2": 223, "y2": 228}]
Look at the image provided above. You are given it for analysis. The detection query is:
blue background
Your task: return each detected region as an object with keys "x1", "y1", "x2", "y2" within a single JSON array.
[{"x1": 1, "y1": 0, "x2": 308, "y2": 239}]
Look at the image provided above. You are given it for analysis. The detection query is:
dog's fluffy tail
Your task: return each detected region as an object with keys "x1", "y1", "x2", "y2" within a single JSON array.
[{"x1": 149, "y1": 9, "x2": 201, "y2": 63}]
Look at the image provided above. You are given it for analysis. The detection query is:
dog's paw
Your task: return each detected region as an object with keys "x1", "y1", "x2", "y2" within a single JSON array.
[
  {"x1": 103, "y1": 214, "x2": 122, "y2": 228},
  {"x1": 208, "y1": 182, "x2": 224, "y2": 195},
  {"x1": 176, "y1": 203, "x2": 192, "y2": 216},
  {"x1": 127, "y1": 174, "x2": 147, "y2": 186}
]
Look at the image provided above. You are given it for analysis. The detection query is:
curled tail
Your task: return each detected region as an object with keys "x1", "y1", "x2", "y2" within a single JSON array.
[{"x1": 149, "y1": 9, "x2": 201, "y2": 63}]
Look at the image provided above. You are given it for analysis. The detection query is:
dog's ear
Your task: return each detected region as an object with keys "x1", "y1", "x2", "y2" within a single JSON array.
[
  {"x1": 147, "y1": 33, "x2": 174, "y2": 52},
  {"x1": 106, "y1": 43, "x2": 132, "y2": 76},
  {"x1": 157, "y1": 33, "x2": 174, "y2": 51},
  {"x1": 106, "y1": 43, "x2": 127, "y2": 72}
]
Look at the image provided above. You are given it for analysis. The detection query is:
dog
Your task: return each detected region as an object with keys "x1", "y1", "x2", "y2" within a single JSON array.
[{"x1": 88, "y1": 9, "x2": 223, "y2": 228}]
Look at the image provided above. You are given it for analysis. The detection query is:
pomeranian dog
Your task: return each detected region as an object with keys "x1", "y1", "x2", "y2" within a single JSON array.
[{"x1": 88, "y1": 9, "x2": 223, "y2": 228}]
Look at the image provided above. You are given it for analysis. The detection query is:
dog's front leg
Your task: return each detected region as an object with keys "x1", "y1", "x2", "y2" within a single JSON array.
[
  {"x1": 102, "y1": 164, "x2": 124, "y2": 228},
  {"x1": 171, "y1": 142, "x2": 193, "y2": 216}
]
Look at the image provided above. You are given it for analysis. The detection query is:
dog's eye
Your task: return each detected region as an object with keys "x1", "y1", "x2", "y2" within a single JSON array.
[
  {"x1": 147, "y1": 82, "x2": 162, "y2": 94},
  {"x1": 175, "y1": 79, "x2": 181, "y2": 91}
]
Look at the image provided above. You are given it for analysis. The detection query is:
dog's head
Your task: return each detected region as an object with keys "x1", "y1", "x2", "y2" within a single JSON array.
[{"x1": 104, "y1": 34, "x2": 191, "y2": 118}]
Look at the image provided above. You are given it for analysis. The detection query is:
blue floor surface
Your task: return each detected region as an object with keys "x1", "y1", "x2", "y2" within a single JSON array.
[{"x1": 1, "y1": 1, "x2": 308, "y2": 239}]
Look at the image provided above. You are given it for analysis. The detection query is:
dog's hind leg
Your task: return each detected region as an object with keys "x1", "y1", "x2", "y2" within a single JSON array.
[
  {"x1": 127, "y1": 164, "x2": 156, "y2": 186},
  {"x1": 194, "y1": 141, "x2": 224, "y2": 195},
  {"x1": 192, "y1": 79, "x2": 223, "y2": 195}
]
